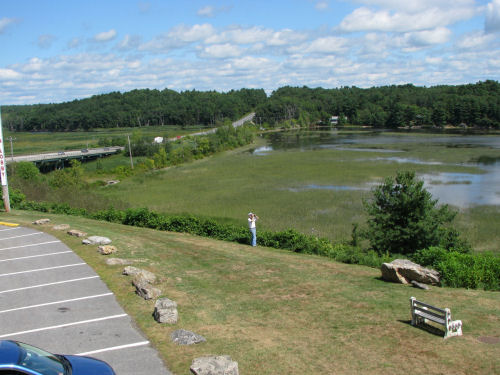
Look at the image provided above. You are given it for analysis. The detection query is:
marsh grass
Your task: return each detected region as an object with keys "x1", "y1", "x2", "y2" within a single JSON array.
[
  {"x1": 2, "y1": 210, "x2": 498, "y2": 375},
  {"x1": 95, "y1": 135, "x2": 499, "y2": 252}
]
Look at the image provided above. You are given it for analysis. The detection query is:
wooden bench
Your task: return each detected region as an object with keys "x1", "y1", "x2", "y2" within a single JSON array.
[{"x1": 410, "y1": 297, "x2": 462, "y2": 339}]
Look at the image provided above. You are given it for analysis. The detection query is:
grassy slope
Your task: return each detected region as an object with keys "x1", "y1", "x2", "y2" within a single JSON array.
[{"x1": 2, "y1": 210, "x2": 498, "y2": 375}]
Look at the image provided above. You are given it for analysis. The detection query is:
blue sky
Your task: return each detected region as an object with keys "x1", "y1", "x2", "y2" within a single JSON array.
[{"x1": 1, "y1": 0, "x2": 499, "y2": 104}]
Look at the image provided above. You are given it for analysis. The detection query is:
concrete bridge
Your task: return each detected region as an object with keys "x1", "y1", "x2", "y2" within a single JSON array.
[{"x1": 6, "y1": 146, "x2": 124, "y2": 168}]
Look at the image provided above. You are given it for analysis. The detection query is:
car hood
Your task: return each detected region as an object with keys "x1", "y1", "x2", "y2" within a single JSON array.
[{"x1": 64, "y1": 355, "x2": 115, "y2": 375}]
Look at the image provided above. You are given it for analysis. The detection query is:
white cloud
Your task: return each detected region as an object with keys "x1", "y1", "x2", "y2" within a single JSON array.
[
  {"x1": 0, "y1": 17, "x2": 17, "y2": 33},
  {"x1": 141, "y1": 24, "x2": 215, "y2": 52},
  {"x1": 403, "y1": 27, "x2": 452, "y2": 48},
  {"x1": 455, "y1": 31, "x2": 498, "y2": 50},
  {"x1": 117, "y1": 34, "x2": 142, "y2": 51},
  {"x1": 340, "y1": 1, "x2": 477, "y2": 33},
  {"x1": 0, "y1": 68, "x2": 22, "y2": 79},
  {"x1": 198, "y1": 5, "x2": 215, "y2": 18},
  {"x1": 199, "y1": 43, "x2": 242, "y2": 58},
  {"x1": 93, "y1": 29, "x2": 117, "y2": 42},
  {"x1": 315, "y1": 1, "x2": 329, "y2": 11},
  {"x1": 290, "y1": 36, "x2": 348, "y2": 54},
  {"x1": 486, "y1": 0, "x2": 500, "y2": 32}
]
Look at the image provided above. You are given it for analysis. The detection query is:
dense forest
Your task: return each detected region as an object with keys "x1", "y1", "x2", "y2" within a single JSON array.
[{"x1": 2, "y1": 81, "x2": 499, "y2": 131}]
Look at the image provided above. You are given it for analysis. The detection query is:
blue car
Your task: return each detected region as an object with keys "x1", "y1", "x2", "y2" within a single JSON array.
[{"x1": 0, "y1": 340, "x2": 115, "y2": 375}]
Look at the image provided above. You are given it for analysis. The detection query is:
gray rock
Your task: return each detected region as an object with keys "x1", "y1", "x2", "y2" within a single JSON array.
[
  {"x1": 123, "y1": 266, "x2": 157, "y2": 284},
  {"x1": 171, "y1": 329, "x2": 206, "y2": 345},
  {"x1": 82, "y1": 236, "x2": 112, "y2": 245},
  {"x1": 381, "y1": 259, "x2": 440, "y2": 285},
  {"x1": 190, "y1": 356, "x2": 239, "y2": 375},
  {"x1": 411, "y1": 280, "x2": 430, "y2": 290},
  {"x1": 67, "y1": 229, "x2": 87, "y2": 237},
  {"x1": 53, "y1": 224, "x2": 70, "y2": 230},
  {"x1": 133, "y1": 274, "x2": 161, "y2": 300},
  {"x1": 153, "y1": 298, "x2": 178, "y2": 324},
  {"x1": 33, "y1": 219, "x2": 50, "y2": 225},
  {"x1": 105, "y1": 258, "x2": 134, "y2": 266},
  {"x1": 98, "y1": 245, "x2": 117, "y2": 255}
]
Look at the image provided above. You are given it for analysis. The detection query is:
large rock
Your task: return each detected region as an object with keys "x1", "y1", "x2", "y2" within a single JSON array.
[
  {"x1": 83, "y1": 236, "x2": 112, "y2": 245},
  {"x1": 53, "y1": 224, "x2": 70, "y2": 231},
  {"x1": 122, "y1": 266, "x2": 157, "y2": 284},
  {"x1": 381, "y1": 259, "x2": 440, "y2": 285},
  {"x1": 153, "y1": 298, "x2": 178, "y2": 324},
  {"x1": 190, "y1": 356, "x2": 239, "y2": 375},
  {"x1": 133, "y1": 274, "x2": 161, "y2": 300},
  {"x1": 33, "y1": 219, "x2": 50, "y2": 225},
  {"x1": 67, "y1": 229, "x2": 87, "y2": 237},
  {"x1": 171, "y1": 329, "x2": 206, "y2": 345},
  {"x1": 98, "y1": 245, "x2": 117, "y2": 255},
  {"x1": 105, "y1": 258, "x2": 134, "y2": 266}
]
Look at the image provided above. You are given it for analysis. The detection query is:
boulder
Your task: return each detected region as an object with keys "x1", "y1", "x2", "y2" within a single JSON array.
[
  {"x1": 105, "y1": 258, "x2": 134, "y2": 266},
  {"x1": 381, "y1": 259, "x2": 440, "y2": 285},
  {"x1": 190, "y1": 356, "x2": 239, "y2": 375},
  {"x1": 153, "y1": 298, "x2": 178, "y2": 324},
  {"x1": 411, "y1": 280, "x2": 430, "y2": 290},
  {"x1": 67, "y1": 229, "x2": 87, "y2": 237},
  {"x1": 98, "y1": 245, "x2": 117, "y2": 255},
  {"x1": 133, "y1": 274, "x2": 161, "y2": 300},
  {"x1": 82, "y1": 236, "x2": 112, "y2": 245},
  {"x1": 33, "y1": 219, "x2": 50, "y2": 225},
  {"x1": 53, "y1": 224, "x2": 70, "y2": 231},
  {"x1": 122, "y1": 266, "x2": 157, "y2": 284},
  {"x1": 171, "y1": 329, "x2": 206, "y2": 346}
]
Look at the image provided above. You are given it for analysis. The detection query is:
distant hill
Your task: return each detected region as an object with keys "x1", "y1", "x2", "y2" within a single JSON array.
[{"x1": 2, "y1": 81, "x2": 499, "y2": 131}]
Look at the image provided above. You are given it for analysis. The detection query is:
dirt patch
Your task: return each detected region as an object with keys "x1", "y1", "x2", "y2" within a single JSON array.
[{"x1": 477, "y1": 336, "x2": 500, "y2": 344}]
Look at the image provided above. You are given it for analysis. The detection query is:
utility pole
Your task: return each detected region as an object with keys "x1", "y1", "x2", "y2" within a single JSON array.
[
  {"x1": 7, "y1": 136, "x2": 15, "y2": 161},
  {"x1": 127, "y1": 134, "x2": 134, "y2": 169},
  {"x1": 0, "y1": 108, "x2": 10, "y2": 212}
]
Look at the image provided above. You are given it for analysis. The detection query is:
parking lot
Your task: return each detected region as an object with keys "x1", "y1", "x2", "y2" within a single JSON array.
[{"x1": 0, "y1": 225, "x2": 171, "y2": 375}]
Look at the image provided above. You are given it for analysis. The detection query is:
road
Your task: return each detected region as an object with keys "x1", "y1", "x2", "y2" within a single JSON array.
[
  {"x1": 168, "y1": 112, "x2": 256, "y2": 141},
  {"x1": 0, "y1": 224, "x2": 171, "y2": 375}
]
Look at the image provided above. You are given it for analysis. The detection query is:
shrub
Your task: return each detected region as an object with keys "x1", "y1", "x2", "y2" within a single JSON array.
[
  {"x1": 413, "y1": 247, "x2": 500, "y2": 290},
  {"x1": 363, "y1": 171, "x2": 464, "y2": 255}
]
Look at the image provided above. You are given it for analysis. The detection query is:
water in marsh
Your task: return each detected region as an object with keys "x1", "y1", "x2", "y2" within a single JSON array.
[{"x1": 252, "y1": 130, "x2": 500, "y2": 208}]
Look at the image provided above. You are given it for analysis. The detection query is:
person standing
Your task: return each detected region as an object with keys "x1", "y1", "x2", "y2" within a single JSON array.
[{"x1": 248, "y1": 212, "x2": 259, "y2": 246}]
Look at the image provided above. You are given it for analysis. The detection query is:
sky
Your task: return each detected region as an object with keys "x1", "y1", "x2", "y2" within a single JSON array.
[{"x1": 0, "y1": 0, "x2": 499, "y2": 105}]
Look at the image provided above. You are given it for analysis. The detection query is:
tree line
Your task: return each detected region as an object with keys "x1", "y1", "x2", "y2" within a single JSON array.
[{"x1": 2, "y1": 81, "x2": 499, "y2": 131}]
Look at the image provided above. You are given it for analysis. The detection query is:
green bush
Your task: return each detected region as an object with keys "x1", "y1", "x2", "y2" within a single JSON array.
[
  {"x1": 363, "y1": 171, "x2": 466, "y2": 255},
  {"x1": 413, "y1": 247, "x2": 500, "y2": 290}
]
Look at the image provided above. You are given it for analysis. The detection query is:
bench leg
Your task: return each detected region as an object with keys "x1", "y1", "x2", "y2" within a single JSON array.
[{"x1": 444, "y1": 320, "x2": 463, "y2": 339}]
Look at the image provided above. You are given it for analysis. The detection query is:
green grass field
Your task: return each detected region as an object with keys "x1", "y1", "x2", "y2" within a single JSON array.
[
  {"x1": 2, "y1": 211, "x2": 498, "y2": 375},
  {"x1": 3, "y1": 125, "x2": 207, "y2": 155}
]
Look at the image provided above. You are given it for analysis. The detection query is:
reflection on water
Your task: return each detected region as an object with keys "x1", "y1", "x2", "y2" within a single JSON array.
[
  {"x1": 259, "y1": 130, "x2": 500, "y2": 207},
  {"x1": 420, "y1": 167, "x2": 500, "y2": 207}
]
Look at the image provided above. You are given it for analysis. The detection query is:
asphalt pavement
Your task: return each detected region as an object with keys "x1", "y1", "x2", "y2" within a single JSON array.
[{"x1": 0, "y1": 224, "x2": 171, "y2": 375}]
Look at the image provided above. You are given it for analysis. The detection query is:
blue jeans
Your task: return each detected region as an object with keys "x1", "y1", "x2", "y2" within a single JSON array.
[{"x1": 250, "y1": 228, "x2": 257, "y2": 246}]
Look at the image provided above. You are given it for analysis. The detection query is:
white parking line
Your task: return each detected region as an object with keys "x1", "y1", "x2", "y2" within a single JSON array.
[
  {"x1": 0, "y1": 293, "x2": 114, "y2": 314},
  {"x1": 0, "y1": 263, "x2": 86, "y2": 277},
  {"x1": 0, "y1": 232, "x2": 44, "y2": 241},
  {"x1": 0, "y1": 251, "x2": 73, "y2": 263},
  {"x1": 76, "y1": 341, "x2": 150, "y2": 356},
  {"x1": 0, "y1": 276, "x2": 99, "y2": 295},
  {"x1": 0, "y1": 314, "x2": 129, "y2": 338},
  {"x1": 0, "y1": 240, "x2": 61, "y2": 252},
  {"x1": 0, "y1": 227, "x2": 21, "y2": 232}
]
